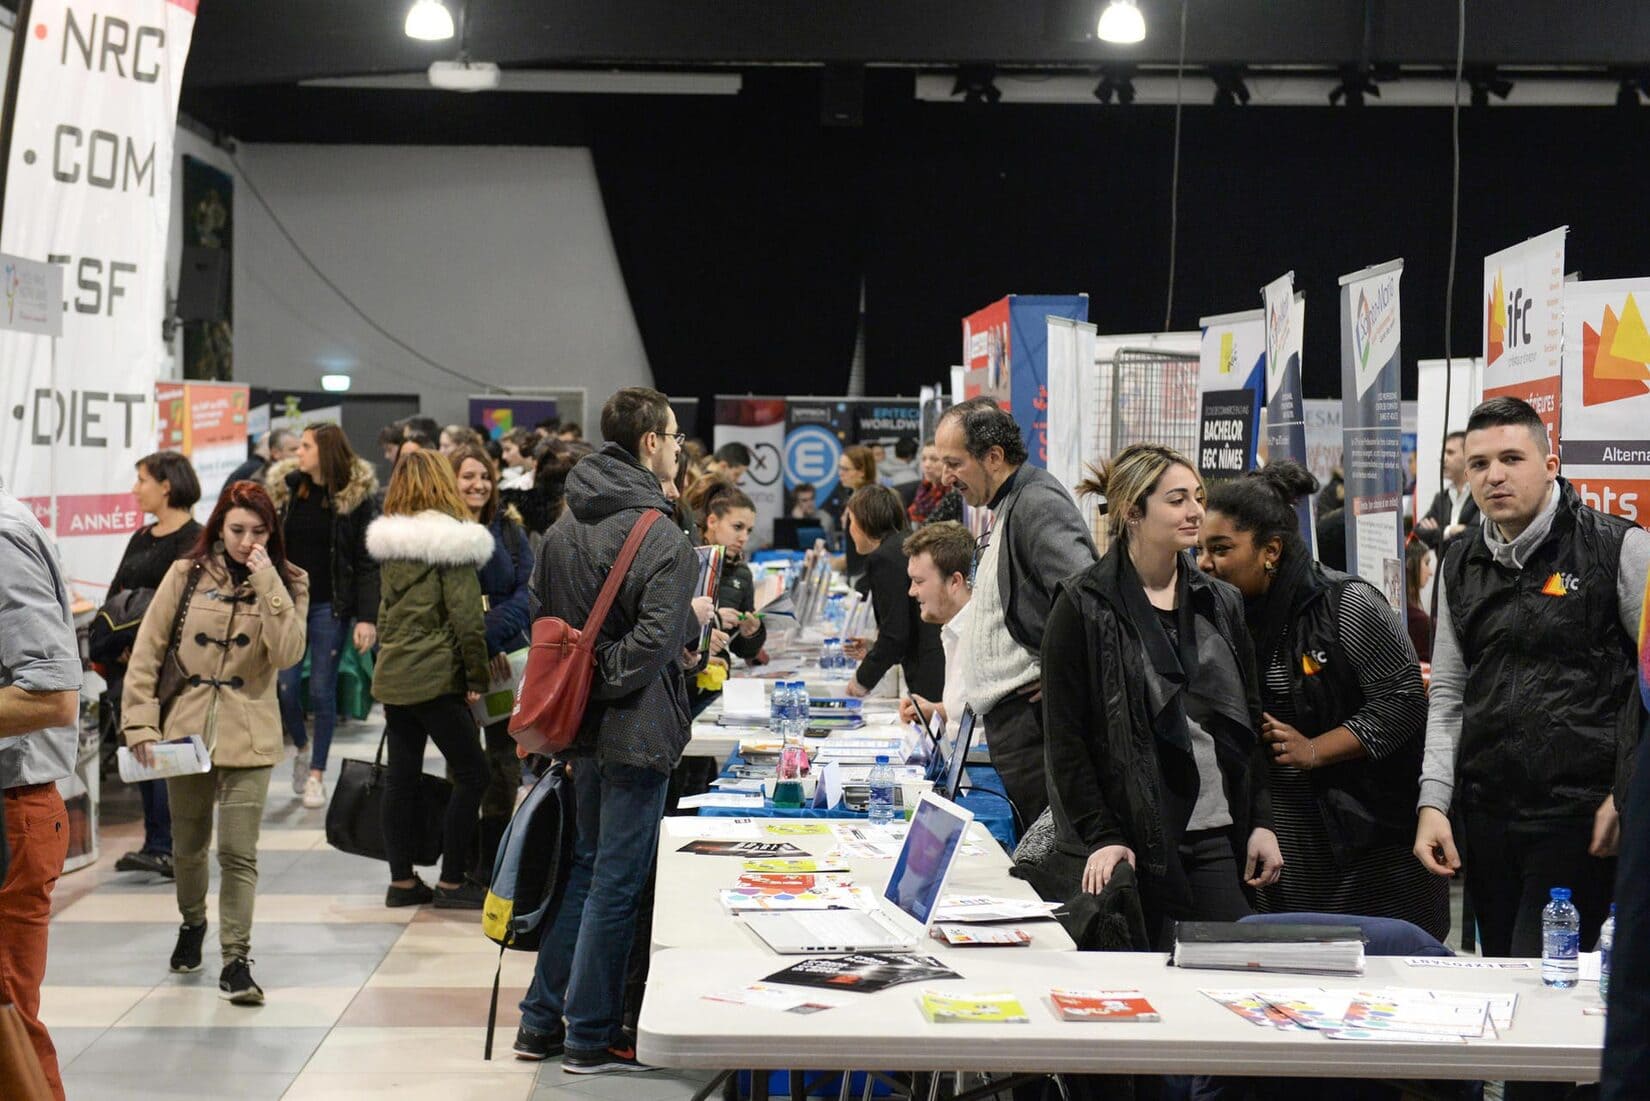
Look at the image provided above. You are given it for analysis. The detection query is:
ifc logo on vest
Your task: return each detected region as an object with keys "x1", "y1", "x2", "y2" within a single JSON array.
[{"x1": 785, "y1": 425, "x2": 841, "y2": 497}]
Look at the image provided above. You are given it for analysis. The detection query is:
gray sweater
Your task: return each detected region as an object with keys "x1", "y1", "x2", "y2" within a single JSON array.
[{"x1": 1418, "y1": 483, "x2": 1650, "y2": 814}]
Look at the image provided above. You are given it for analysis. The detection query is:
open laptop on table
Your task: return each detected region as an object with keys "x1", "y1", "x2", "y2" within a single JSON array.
[
  {"x1": 740, "y1": 792, "x2": 974, "y2": 954},
  {"x1": 933, "y1": 706, "x2": 976, "y2": 801}
]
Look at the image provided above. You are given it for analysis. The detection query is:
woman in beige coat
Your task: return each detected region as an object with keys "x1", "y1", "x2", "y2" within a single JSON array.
[{"x1": 123, "y1": 481, "x2": 309, "y2": 1006}]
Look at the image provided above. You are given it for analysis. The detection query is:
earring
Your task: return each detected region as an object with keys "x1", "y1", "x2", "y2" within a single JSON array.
[{"x1": 1263, "y1": 560, "x2": 1277, "y2": 574}]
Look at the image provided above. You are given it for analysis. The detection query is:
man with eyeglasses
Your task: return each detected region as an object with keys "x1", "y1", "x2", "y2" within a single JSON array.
[{"x1": 933, "y1": 398, "x2": 1096, "y2": 828}]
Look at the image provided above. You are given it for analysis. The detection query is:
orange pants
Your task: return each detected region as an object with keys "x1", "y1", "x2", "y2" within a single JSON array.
[{"x1": 0, "y1": 783, "x2": 69, "y2": 1101}]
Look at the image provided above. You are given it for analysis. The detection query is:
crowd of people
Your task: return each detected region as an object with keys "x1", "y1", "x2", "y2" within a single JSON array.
[{"x1": 0, "y1": 387, "x2": 1645, "y2": 1099}]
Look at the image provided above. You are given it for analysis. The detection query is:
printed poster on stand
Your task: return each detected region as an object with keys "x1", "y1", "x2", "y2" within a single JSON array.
[
  {"x1": 0, "y1": 0, "x2": 199, "y2": 593},
  {"x1": 1339, "y1": 259, "x2": 1407, "y2": 619},
  {"x1": 1558, "y1": 277, "x2": 1650, "y2": 524},
  {"x1": 785, "y1": 398, "x2": 852, "y2": 513},
  {"x1": 1262, "y1": 274, "x2": 1312, "y2": 546},
  {"x1": 963, "y1": 295, "x2": 1089, "y2": 468},
  {"x1": 1483, "y1": 227, "x2": 1567, "y2": 451},
  {"x1": 1196, "y1": 309, "x2": 1265, "y2": 483},
  {"x1": 155, "y1": 381, "x2": 252, "y2": 521},
  {"x1": 715, "y1": 397, "x2": 788, "y2": 548},
  {"x1": 469, "y1": 396, "x2": 561, "y2": 440},
  {"x1": 847, "y1": 399, "x2": 922, "y2": 486}
]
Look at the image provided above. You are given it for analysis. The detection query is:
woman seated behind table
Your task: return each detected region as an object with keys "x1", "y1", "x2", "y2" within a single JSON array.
[
  {"x1": 1199, "y1": 461, "x2": 1446, "y2": 940},
  {"x1": 1041, "y1": 444, "x2": 1283, "y2": 947},
  {"x1": 841, "y1": 484, "x2": 944, "y2": 701}
]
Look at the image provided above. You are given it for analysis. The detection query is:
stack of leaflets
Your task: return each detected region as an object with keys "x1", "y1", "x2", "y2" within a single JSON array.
[
  {"x1": 1050, "y1": 989, "x2": 1161, "y2": 1022},
  {"x1": 1203, "y1": 987, "x2": 1515, "y2": 1043},
  {"x1": 677, "y1": 840, "x2": 808, "y2": 859},
  {"x1": 743, "y1": 856, "x2": 850, "y2": 874},
  {"x1": 932, "y1": 896, "x2": 1062, "y2": 923},
  {"x1": 1172, "y1": 922, "x2": 1366, "y2": 975},
  {"x1": 703, "y1": 983, "x2": 840, "y2": 1014},
  {"x1": 721, "y1": 881, "x2": 871, "y2": 912},
  {"x1": 917, "y1": 991, "x2": 1030, "y2": 1023},
  {"x1": 764, "y1": 953, "x2": 960, "y2": 993},
  {"x1": 930, "y1": 924, "x2": 1033, "y2": 947}
]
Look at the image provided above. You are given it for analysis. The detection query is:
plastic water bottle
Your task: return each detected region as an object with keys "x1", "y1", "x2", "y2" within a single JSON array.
[
  {"x1": 1542, "y1": 887, "x2": 1581, "y2": 988},
  {"x1": 769, "y1": 679, "x2": 786, "y2": 734},
  {"x1": 1600, "y1": 903, "x2": 1616, "y2": 1006},
  {"x1": 867, "y1": 755, "x2": 897, "y2": 826},
  {"x1": 786, "y1": 682, "x2": 810, "y2": 740}
]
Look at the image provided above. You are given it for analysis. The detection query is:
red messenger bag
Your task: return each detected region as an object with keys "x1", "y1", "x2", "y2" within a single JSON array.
[{"x1": 508, "y1": 510, "x2": 662, "y2": 756}]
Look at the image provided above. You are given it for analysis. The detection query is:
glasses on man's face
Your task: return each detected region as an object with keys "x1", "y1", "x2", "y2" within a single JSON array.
[{"x1": 663, "y1": 431, "x2": 687, "y2": 446}]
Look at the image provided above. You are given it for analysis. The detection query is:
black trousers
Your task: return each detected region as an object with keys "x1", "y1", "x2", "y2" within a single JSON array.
[
  {"x1": 382, "y1": 695, "x2": 489, "y2": 884},
  {"x1": 984, "y1": 691, "x2": 1049, "y2": 830},
  {"x1": 1460, "y1": 810, "x2": 1615, "y2": 957}
]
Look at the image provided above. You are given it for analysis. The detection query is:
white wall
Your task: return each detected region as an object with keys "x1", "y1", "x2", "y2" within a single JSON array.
[{"x1": 208, "y1": 143, "x2": 651, "y2": 423}]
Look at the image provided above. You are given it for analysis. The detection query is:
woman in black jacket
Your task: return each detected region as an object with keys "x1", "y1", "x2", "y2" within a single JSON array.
[
  {"x1": 267, "y1": 423, "x2": 381, "y2": 809},
  {"x1": 1199, "y1": 461, "x2": 1446, "y2": 939},
  {"x1": 1042, "y1": 444, "x2": 1282, "y2": 947},
  {"x1": 843, "y1": 485, "x2": 944, "y2": 700}
]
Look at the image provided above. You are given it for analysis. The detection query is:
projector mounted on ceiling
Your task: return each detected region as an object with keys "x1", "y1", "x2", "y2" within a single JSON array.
[{"x1": 428, "y1": 60, "x2": 500, "y2": 92}]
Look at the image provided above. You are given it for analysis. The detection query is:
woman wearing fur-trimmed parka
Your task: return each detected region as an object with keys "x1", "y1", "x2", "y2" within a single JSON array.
[{"x1": 367, "y1": 450, "x2": 495, "y2": 911}]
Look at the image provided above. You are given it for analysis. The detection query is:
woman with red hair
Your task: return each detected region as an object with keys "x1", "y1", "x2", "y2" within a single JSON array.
[{"x1": 122, "y1": 480, "x2": 310, "y2": 1007}]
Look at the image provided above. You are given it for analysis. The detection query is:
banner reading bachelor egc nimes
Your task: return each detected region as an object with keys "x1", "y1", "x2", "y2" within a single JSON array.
[{"x1": 1338, "y1": 259, "x2": 1407, "y2": 621}]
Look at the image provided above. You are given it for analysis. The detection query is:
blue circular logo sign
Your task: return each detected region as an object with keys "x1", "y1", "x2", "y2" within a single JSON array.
[{"x1": 785, "y1": 425, "x2": 841, "y2": 497}]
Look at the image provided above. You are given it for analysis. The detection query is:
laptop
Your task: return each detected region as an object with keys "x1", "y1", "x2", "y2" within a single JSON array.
[
  {"x1": 934, "y1": 707, "x2": 976, "y2": 801},
  {"x1": 740, "y1": 792, "x2": 975, "y2": 954}
]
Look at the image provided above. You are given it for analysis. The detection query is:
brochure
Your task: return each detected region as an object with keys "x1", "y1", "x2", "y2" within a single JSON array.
[
  {"x1": 743, "y1": 857, "x2": 850, "y2": 874},
  {"x1": 764, "y1": 953, "x2": 961, "y2": 993},
  {"x1": 469, "y1": 646, "x2": 530, "y2": 726},
  {"x1": 765, "y1": 823, "x2": 831, "y2": 836},
  {"x1": 735, "y1": 872, "x2": 848, "y2": 891},
  {"x1": 1050, "y1": 988, "x2": 1161, "y2": 1023},
  {"x1": 917, "y1": 991, "x2": 1030, "y2": 1024},
  {"x1": 677, "y1": 840, "x2": 808, "y2": 858},
  {"x1": 932, "y1": 896, "x2": 1062, "y2": 924},
  {"x1": 931, "y1": 924, "x2": 1033, "y2": 947},
  {"x1": 703, "y1": 982, "x2": 839, "y2": 1014},
  {"x1": 720, "y1": 884, "x2": 871, "y2": 912},
  {"x1": 1201, "y1": 990, "x2": 1308, "y2": 1031},
  {"x1": 675, "y1": 792, "x2": 766, "y2": 810},
  {"x1": 116, "y1": 736, "x2": 212, "y2": 783}
]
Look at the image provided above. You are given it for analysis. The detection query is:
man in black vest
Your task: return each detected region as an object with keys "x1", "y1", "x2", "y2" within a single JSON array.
[{"x1": 1415, "y1": 397, "x2": 1647, "y2": 968}]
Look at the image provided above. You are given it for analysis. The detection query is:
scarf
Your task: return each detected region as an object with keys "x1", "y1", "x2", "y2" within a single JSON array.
[
  {"x1": 909, "y1": 480, "x2": 948, "y2": 523},
  {"x1": 1243, "y1": 550, "x2": 1313, "y2": 676},
  {"x1": 1118, "y1": 549, "x2": 1199, "y2": 752}
]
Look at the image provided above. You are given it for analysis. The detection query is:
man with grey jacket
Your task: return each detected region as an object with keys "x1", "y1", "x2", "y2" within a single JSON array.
[
  {"x1": 516, "y1": 387, "x2": 703, "y2": 1073},
  {"x1": 934, "y1": 398, "x2": 1097, "y2": 828}
]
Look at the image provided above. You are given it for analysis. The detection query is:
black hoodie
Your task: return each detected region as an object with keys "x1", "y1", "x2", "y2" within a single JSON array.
[{"x1": 530, "y1": 443, "x2": 700, "y2": 774}]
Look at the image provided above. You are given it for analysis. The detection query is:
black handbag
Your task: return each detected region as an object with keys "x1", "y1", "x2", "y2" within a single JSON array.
[
  {"x1": 326, "y1": 730, "x2": 451, "y2": 865},
  {"x1": 88, "y1": 586, "x2": 156, "y2": 667}
]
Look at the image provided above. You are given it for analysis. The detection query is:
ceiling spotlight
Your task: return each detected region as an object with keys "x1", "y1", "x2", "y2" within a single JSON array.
[
  {"x1": 1093, "y1": 65, "x2": 1136, "y2": 105},
  {"x1": 1329, "y1": 65, "x2": 1380, "y2": 108},
  {"x1": 404, "y1": 0, "x2": 455, "y2": 41},
  {"x1": 1211, "y1": 66, "x2": 1251, "y2": 107},
  {"x1": 319, "y1": 374, "x2": 353, "y2": 393},
  {"x1": 951, "y1": 65, "x2": 1002, "y2": 105},
  {"x1": 1097, "y1": 0, "x2": 1146, "y2": 45},
  {"x1": 1467, "y1": 66, "x2": 1513, "y2": 108}
]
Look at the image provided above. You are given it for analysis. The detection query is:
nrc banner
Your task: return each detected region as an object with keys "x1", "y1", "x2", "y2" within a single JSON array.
[
  {"x1": 1262, "y1": 273, "x2": 1312, "y2": 546},
  {"x1": 1483, "y1": 227, "x2": 1567, "y2": 452},
  {"x1": 1196, "y1": 309, "x2": 1264, "y2": 483},
  {"x1": 0, "y1": 0, "x2": 199, "y2": 594},
  {"x1": 1339, "y1": 259, "x2": 1406, "y2": 619}
]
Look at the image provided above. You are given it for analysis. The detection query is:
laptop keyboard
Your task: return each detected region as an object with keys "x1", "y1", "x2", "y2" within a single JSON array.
[{"x1": 792, "y1": 909, "x2": 891, "y2": 944}]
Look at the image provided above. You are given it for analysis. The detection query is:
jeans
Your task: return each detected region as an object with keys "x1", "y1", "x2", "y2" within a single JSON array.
[
  {"x1": 382, "y1": 696, "x2": 489, "y2": 884},
  {"x1": 169, "y1": 766, "x2": 273, "y2": 961},
  {"x1": 522, "y1": 759, "x2": 669, "y2": 1051},
  {"x1": 0, "y1": 783, "x2": 70, "y2": 1101},
  {"x1": 1460, "y1": 811, "x2": 1615, "y2": 957},
  {"x1": 277, "y1": 602, "x2": 344, "y2": 772},
  {"x1": 138, "y1": 777, "x2": 171, "y2": 855}
]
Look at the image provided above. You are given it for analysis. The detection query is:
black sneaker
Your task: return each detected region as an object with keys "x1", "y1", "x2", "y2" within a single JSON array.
[
  {"x1": 512, "y1": 1021, "x2": 565, "y2": 1062},
  {"x1": 432, "y1": 880, "x2": 486, "y2": 910},
  {"x1": 562, "y1": 1042, "x2": 654, "y2": 1075},
  {"x1": 385, "y1": 879, "x2": 434, "y2": 908},
  {"x1": 219, "y1": 957, "x2": 265, "y2": 1006},
  {"x1": 115, "y1": 850, "x2": 175, "y2": 879},
  {"x1": 169, "y1": 921, "x2": 208, "y2": 973}
]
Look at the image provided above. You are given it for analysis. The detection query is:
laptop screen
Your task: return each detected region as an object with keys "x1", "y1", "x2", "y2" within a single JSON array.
[
  {"x1": 938, "y1": 707, "x2": 976, "y2": 801},
  {"x1": 882, "y1": 793, "x2": 972, "y2": 927}
]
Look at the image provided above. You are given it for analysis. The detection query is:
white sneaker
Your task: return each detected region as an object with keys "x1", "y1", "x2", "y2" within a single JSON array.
[
  {"x1": 302, "y1": 775, "x2": 327, "y2": 809},
  {"x1": 291, "y1": 749, "x2": 310, "y2": 796}
]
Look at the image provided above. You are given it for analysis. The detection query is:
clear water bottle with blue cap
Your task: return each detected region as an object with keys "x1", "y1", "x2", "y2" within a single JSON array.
[
  {"x1": 1600, "y1": 903, "x2": 1615, "y2": 1005},
  {"x1": 1542, "y1": 886, "x2": 1580, "y2": 988},
  {"x1": 867, "y1": 755, "x2": 896, "y2": 825}
]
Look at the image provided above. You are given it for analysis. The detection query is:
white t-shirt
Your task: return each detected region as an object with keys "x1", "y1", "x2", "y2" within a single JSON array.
[{"x1": 939, "y1": 600, "x2": 982, "y2": 754}]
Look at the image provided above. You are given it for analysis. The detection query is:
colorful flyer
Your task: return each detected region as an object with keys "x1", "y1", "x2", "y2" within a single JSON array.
[
  {"x1": 1050, "y1": 988, "x2": 1161, "y2": 1023},
  {"x1": 918, "y1": 991, "x2": 1031, "y2": 1024}
]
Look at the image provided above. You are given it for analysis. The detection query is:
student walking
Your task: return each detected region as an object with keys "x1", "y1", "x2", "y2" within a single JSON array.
[
  {"x1": 268, "y1": 423, "x2": 380, "y2": 809},
  {"x1": 368, "y1": 450, "x2": 495, "y2": 909},
  {"x1": 122, "y1": 481, "x2": 310, "y2": 1006}
]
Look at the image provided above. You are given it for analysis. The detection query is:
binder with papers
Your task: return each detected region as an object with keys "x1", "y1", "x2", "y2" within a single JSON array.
[{"x1": 1171, "y1": 921, "x2": 1367, "y2": 975}]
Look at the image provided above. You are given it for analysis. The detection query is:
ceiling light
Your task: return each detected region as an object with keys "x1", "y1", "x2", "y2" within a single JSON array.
[
  {"x1": 404, "y1": 0, "x2": 455, "y2": 41},
  {"x1": 1096, "y1": 1, "x2": 1146, "y2": 45},
  {"x1": 319, "y1": 374, "x2": 353, "y2": 393}
]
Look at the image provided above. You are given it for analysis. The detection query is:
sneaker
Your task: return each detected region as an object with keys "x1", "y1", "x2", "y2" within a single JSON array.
[
  {"x1": 291, "y1": 748, "x2": 310, "y2": 795},
  {"x1": 432, "y1": 880, "x2": 487, "y2": 910},
  {"x1": 562, "y1": 1043, "x2": 654, "y2": 1075},
  {"x1": 115, "y1": 850, "x2": 175, "y2": 878},
  {"x1": 169, "y1": 921, "x2": 208, "y2": 973},
  {"x1": 513, "y1": 1022, "x2": 566, "y2": 1062},
  {"x1": 219, "y1": 957, "x2": 265, "y2": 1006},
  {"x1": 301, "y1": 774, "x2": 326, "y2": 809},
  {"x1": 385, "y1": 879, "x2": 433, "y2": 908}
]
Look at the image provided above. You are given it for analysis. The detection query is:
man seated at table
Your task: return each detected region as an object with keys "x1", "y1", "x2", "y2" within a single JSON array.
[{"x1": 897, "y1": 521, "x2": 976, "y2": 751}]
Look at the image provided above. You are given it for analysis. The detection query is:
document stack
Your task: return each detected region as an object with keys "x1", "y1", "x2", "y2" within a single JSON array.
[{"x1": 1171, "y1": 922, "x2": 1366, "y2": 976}]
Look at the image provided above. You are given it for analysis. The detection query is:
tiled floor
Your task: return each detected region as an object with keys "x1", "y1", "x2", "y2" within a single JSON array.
[{"x1": 43, "y1": 711, "x2": 718, "y2": 1101}]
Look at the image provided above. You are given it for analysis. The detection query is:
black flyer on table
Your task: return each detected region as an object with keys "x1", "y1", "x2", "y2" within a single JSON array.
[
  {"x1": 676, "y1": 840, "x2": 809, "y2": 858},
  {"x1": 763, "y1": 953, "x2": 961, "y2": 993}
]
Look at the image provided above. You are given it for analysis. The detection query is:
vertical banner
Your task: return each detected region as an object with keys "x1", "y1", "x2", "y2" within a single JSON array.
[
  {"x1": 784, "y1": 398, "x2": 851, "y2": 506},
  {"x1": 1196, "y1": 309, "x2": 1265, "y2": 482},
  {"x1": 1414, "y1": 358, "x2": 1483, "y2": 523},
  {"x1": 961, "y1": 298, "x2": 1011, "y2": 409},
  {"x1": 1558, "y1": 277, "x2": 1650, "y2": 523},
  {"x1": 1483, "y1": 227, "x2": 1567, "y2": 452},
  {"x1": 1339, "y1": 259, "x2": 1407, "y2": 618},
  {"x1": 1007, "y1": 295, "x2": 1089, "y2": 468},
  {"x1": 155, "y1": 381, "x2": 252, "y2": 520},
  {"x1": 1262, "y1": 273, "x2": 1312, "y2": 543},
  {"x1": 714, "y1": 397, "x2": 787, "y2": 549},
  {"x1": 1045, "y1": 316, "x2": 1097, "y2": 498},
  {"x1": 0, "y1": 0, "x2": 199, "y2": 595}
]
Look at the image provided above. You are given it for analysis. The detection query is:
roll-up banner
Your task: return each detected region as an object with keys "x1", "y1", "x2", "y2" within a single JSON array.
[
  {"x1": 1045, "y1": 315, "x2": 1097, "y2": 499},
  {"x1": 1483, "y1": 227, "x2": 1567, "y2": 452},
  {"x1": 714, "y1": 397, "x2": 787, "y2": 548},
  {"x1": 1339, "y1": 259, "x2": 1407, "y2": 619},
  {"x1": 1262, "y1": 273, "x2": 1312, "y2": 544},
  {"x1": 784, "y1": 398, "x2": 851, "y2": 505},
  {"x1": 155, "y1": 380, "x2": 251, "y2": 522},
  {"x1": 0, "y1": 0, "x2": 198, "y2": 595},
  {"x1": 1196, "y1": 309, "x2": 1264, "y2": 482},
  {"x1": 963, "y1": 294, "x2": 1089, "y2": 468},
  {"x1": 1559, "y1": 277, "x2": 1650, "y2": 524}
]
